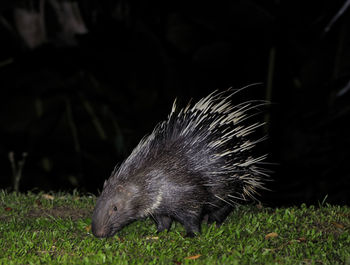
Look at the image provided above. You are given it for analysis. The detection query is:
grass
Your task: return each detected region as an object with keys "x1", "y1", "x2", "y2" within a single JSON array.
[{"x1": 0, "y1": 191, "x2": 349, "y2": 264}]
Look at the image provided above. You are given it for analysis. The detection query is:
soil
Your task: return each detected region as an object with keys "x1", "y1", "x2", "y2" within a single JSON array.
[
  {"x1": 0, "y1": 201, "x2": 93, "y2": 222},
  {"x1": 26, "y1": 206, "x2": 93, "y2": 221}
]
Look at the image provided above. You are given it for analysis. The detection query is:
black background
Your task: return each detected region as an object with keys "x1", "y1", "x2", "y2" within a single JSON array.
[{"x1": 0, "y1": 0, "x2": 349, "y2": 206}]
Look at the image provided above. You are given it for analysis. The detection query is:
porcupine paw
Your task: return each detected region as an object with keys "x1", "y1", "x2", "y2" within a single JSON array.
[
  {"x1": 154, "y1": 215, "x2": 173, "y2": 233},
  {"x1": 183, "y1": 217, "x2": 201, "y2": 237}
]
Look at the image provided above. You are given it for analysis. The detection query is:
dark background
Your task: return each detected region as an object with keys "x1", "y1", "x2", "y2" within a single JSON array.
[{"x1": 0, "y1": 0, "x2": 349, "y2": 206}]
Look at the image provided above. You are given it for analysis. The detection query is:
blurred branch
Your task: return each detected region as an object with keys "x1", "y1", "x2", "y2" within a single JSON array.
[
  {"x1": 324, "y1": 0, "x2": 350, "y2": 33},
  {"x1": 79, "y1": 92, "x2": 107, "y2": 140},
  {"x1": 65, "y1": 98, "x2": 81, "y2": 153},
  {"x1": 8, "y1": 151, "x2": 28, "y2": 193},
  {"x1": 7, "y1": 0, "x2": 88, "y2": 49},
  {"x1": 13, "y1": 0, "x2": 46, "y2": 49},
  {"x1": 0, "y1": 58, "x2": 14, "y2": 67},
  {"x1": 336, "y1": 79, "x2": 350, "y2": 97},
  {"x1": 112, "y1": 0, "x2": 131, "y2": 23},
  {"x1": 332, "y1": 21, "x2": 347, "y2": 80},
  {"x1": 48, "y1": 0, "x2": 88, "y2": 45},
  {"x1": 0, "y1": 14, "x2": 15, "y2": 32},
  {"x1": 264, "y1": 46, "x2": 275, "y2": 133}
]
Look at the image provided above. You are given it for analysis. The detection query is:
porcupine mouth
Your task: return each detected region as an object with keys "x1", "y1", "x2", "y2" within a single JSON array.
[
  {"x1": 108, "y1": 219, "x2": 136, "y2": 237},
  {"x1": 108, "y1": 222, "x2": 129, "y2": 237},
  {"x1": 104, "y1": 227, "x2": 117, "y2": 238}
]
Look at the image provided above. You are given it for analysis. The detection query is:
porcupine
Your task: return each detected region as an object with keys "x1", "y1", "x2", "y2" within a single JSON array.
[{"x1": 91, "y1": 87, "x2": 269, "y2": 238}]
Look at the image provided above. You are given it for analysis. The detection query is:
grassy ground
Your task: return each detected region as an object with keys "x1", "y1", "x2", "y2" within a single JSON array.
[{"x1": 0, "y1": 191, "x2": 349, "y2": 264}]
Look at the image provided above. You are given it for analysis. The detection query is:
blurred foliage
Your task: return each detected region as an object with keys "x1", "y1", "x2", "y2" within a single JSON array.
[{"x1": 0, "y1": 0, "x2": 349, "y2": 205}]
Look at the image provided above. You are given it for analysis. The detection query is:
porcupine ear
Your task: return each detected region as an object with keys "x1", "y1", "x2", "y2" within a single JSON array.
[
  {"x1": 116, "y1": 184, "x2": 139, "y2": 195},
  {"x1": 116, "y1": 185, "x2": 124, "y2": 193}
]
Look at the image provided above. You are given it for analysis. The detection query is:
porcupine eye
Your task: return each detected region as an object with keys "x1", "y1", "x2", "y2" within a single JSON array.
[{"x1": 113, "y1": 206, "x2": 118, "y2": 211}]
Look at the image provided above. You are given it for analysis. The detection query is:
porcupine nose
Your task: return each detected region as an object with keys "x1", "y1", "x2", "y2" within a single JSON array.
[
  {"x1": 91, "y1": 220, "x2": 102, "y2": 237},
  {"x1": 91, "y1": 204, "x2": 110, "y2": 238},
  {"x1": 91, "y1": 219, "x2": 108, "y2": 238}
]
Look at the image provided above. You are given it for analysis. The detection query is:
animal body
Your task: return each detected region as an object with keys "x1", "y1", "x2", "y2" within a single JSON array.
[{"x1": 91, "y1": 88, "x2": 269, "y2": 238}]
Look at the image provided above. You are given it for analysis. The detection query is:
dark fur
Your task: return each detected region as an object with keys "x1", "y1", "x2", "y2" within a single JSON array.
[{"x1": 91, "y1": 89, "x2": 268, "y2": 238}]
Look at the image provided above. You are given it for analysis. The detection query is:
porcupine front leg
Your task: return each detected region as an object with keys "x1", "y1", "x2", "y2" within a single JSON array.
[{"x1": 153, "y1": 215, "x2": 173, "y2": 233}]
